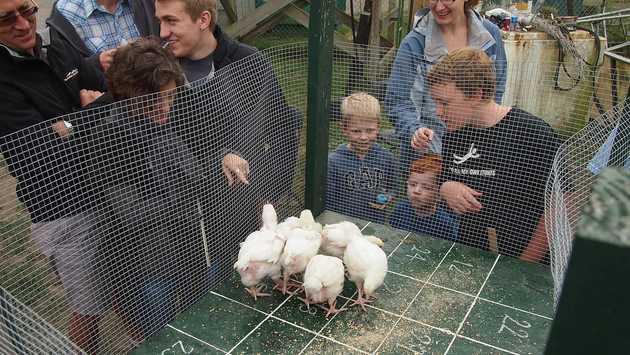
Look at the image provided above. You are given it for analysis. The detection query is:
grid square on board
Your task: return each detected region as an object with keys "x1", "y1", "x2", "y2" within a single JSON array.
[
  {"x1": 319, "y1": 305, "x2": 399, "y2": 353},
  {"x1": 459, "y1": 299, "x2": 552, "y2": 355},
  {"x1": 230, "y1": 318, "x2": 315, "y2": 355},
  {"x1": 357, "y1": 271, "x2": 423, "y2": 316},
  {"x1": 376, "y1": 318, "x2": 453, "y2": 354},
  {"x1": 388, "y1": 232, "x2": 453, "y2": 282},
  {"x1": 405, "y1": 284, "x2": 475, "y2": 333},
  {"x1": 448, "y1": 336, "x2": 511, "y2": 355},
  {"x1": 430, "y1": 244, "x2": 498, "y2": 294},
  {"x1": 132, "y1": 325, "x2": 225, "y2": 355},
  {"x1": 167, "y1": 292, "x2": 266, "y2": 352},
  {"x1": 480, "y1": 256, "x2": 554, "y2": 317},
  {"x1": 300, "y1": 336, "x2": 366, "y2": 354}
]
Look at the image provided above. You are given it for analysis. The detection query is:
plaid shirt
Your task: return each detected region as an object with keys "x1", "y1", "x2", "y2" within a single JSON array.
[{"x1": 56, "y1": 0, "x2": 141, "y2": 55}]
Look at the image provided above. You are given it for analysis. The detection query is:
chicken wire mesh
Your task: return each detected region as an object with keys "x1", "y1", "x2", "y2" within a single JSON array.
[
  {"x1": 0, "y1": 45, "x2": 306, "y2": 354},
  {"x1": 547, "y1": 100, "x2": 629, "y2": 308},
  {"x1": 0, "y1": 287, "x2": 83, "y2": 354},
  {"x1": 0, "y1": 37, "x2": 627, "y2": 354}
]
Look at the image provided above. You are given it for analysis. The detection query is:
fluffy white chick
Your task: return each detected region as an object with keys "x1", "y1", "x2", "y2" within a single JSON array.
[
  {"x1": 234, "y1": 204, "x2": 285, "y2": 300},
  {"x1": 297, "y1": 209, "x2": 322, "y2": 234},
  {"x1": 260, "y1": 203, "x2": 278, "y2": 231},
  {"x1": 343, "y1": 234, "x2": 388, "y2": 311},
  {"x1": 276, "y1": 215, "x2": 300, "y2": 237},
  {"x1": 302, "y1": 255, "x2": 346, "y2": 318},
  {"x1": 321, "y1": 221, "x2": 384, "y2": 258},
  {"x1": 279, "y1": 226, "x2": 321, "y2": 295}
]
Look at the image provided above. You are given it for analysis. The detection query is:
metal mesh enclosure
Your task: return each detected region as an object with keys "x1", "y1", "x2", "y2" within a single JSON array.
[
  {"x1": 0, "y1": 36, "x2": 627, "y2": 354},
  {"x1": 0, "y1": 287, "x2": 83, "y2": 354},
  {"x1": 0, "y1": 45, "x2": 306, "y2": 354},
  {"x1": 547, "y1": 101, "x2": 629, "y2": 307}
]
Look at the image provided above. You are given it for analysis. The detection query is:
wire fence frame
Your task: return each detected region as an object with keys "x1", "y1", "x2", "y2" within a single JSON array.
[{"x1": 0, "y1": 39, "x2": 627, "y2": 353}]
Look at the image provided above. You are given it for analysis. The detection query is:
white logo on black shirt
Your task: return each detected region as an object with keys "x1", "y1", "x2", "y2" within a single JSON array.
[
  {"x1": 453, "y1": 143, "x2": 480, "y2": 165},
  {"x1": 64, "y1": 69, "x2": 79, "y2": 82}
]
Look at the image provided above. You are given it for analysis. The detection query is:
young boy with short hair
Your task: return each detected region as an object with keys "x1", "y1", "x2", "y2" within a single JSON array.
[
  {"x1": 390, "y1": 154, "x2": 458, "y2": 240},
  {"x1": 420, "y1": 48, "x2": 560, "y2": 262},
  {"x1": 326, "y1": 92, "x2": 400, "y2": 223}
]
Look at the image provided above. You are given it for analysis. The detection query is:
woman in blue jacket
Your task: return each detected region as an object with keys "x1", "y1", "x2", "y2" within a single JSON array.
[{"x1": 385, "y1": 0, "x2": 507, "y2": 175}]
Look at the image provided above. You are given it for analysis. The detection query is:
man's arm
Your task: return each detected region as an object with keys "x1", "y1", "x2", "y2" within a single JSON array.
[{"x1": 520, "y1": 214, "x2": 548, "y2": 263}]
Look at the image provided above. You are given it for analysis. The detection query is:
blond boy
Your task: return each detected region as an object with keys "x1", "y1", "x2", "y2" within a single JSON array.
[{"x1": 326, "y1": 92, "x2": 400, "y2": 223}]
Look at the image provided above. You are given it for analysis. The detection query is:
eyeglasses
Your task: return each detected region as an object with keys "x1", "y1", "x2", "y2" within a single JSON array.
[
  {"x1": 0, "y1": 1, "x2": 38, "y2": 27},
  {"x1": 428, "y1": 0, "x2": 456, "y2": 6}
]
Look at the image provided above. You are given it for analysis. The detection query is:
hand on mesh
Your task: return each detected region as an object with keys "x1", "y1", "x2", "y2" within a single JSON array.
[
  {"x1": 51, "y1": 120, "x2": 72, "y2": 139},
  {"x1": 99, "y1": 48, "x2": 117, "y2": 71},
  {"x1": 411, "y1": 127, "x2": 434, "y2": 150},
  {"x1": 79, "y1": 89, "x2": 104, "y2": 107},
  {"x1": 440, "y1": 181, "x2": 483, "y2": 214},
  {"x1": 222, "y1": 153, "x2": 250, "y2": 186}
]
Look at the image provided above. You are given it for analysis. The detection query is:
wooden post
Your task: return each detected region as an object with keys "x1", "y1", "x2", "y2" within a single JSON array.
[{"x1": 305, "y1": 0, "x2": 335, "y2": 215}]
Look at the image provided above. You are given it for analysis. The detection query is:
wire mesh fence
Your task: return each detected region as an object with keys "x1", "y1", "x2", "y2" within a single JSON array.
[
  {"x1": 0, "y1": 35, "x2": 627, "y2": 354},
  {"x1": 0, "y1": 43, "x2": 307, "y2": 354}
]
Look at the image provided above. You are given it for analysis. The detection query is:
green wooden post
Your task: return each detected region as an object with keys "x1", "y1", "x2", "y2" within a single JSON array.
[{"x1": 305, "y1": 0, "x2": 335, "y2": 215}]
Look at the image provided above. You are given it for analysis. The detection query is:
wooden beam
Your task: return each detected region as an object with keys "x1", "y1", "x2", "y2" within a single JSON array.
[
  {"x1": 225, "y1": 0, "x2": 296, "y2": 39},
  {"x1": 299, "y1": 0, "x2": 392, "y2": 47},
  {"x1": 219, "y1": 0, "x2": 238, "y2": 23},
  {"x1": 282, "y1": 3, "x2": 349, "y2": 45},
  {"x1": 240, "y1": 12, "x2": 287, "y2": 43}
]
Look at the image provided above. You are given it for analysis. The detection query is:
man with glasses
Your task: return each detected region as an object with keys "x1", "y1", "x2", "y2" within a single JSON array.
[
  {"x1": 0, "y1": 0, "x2": 109, "y2": 353},
  {"x1": 47, "y1": 0, "x2": 158, "y2": 71}
]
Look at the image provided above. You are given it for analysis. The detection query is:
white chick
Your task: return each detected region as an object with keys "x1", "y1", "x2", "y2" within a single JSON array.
[
  {"x1": 343, "y1": 234, "x2": 388, "y2": 311},
  {"x1": 321, "y1": 221, "x2": 384, "y2": 258},
  {"x1": 297, "y1": 209, "x2": 322, "y2": 234},
  {"x1": 260, "y1": 203, "x2": 278, "y2": 231},
  {"x1": 277, "y1": 215, "x2": 300, "y2": 237},
  {"x1": 302, "y1": 255, "x2": 346, "y2": 318},
  {"x1": 279, "y1": 226, "x2": 322, "y2": 294},
  {"x1": 234, "y1": 204, "x2": 285, "y2": 300}
]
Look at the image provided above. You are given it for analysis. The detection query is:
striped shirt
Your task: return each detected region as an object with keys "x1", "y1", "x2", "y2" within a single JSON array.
[{"x1": 56, "y1": 0, "x2": 141, "y2": 54}]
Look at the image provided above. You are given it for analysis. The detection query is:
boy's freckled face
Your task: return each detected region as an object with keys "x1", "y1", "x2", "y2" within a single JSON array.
[
  {"x1": 407, "y1": 171, "x2": 438, "y2": 215},
  {"x1": 343, "y1": 116, "x2": 379, "y2": 157}
]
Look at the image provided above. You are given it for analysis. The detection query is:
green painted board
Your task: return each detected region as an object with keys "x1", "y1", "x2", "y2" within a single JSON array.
[{"x1": 134, "y1": 211, "x2": 553, "y2": 355}]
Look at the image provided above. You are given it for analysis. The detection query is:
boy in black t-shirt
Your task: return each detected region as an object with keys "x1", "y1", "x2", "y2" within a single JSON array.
[{"x1": 416, "y1": 48, "x2": 560, "y2": 263}]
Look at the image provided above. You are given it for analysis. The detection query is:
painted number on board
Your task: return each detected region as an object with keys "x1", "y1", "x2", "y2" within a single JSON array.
[
  {"x1": 161, "y1": 340, "x2": 194, "y2": 355},
  {"x1": 406, "y1": 245, "x2": 431, "y2": 263},
  {"x1": 395, "y1": 330, "x2": 432, "y2": 354},
  {"x1": 448, "y1": 260, "x2": 473, "y2": 275},
  {"x1": 498, "y1": 314, "x2": 531, "y2": 339}
]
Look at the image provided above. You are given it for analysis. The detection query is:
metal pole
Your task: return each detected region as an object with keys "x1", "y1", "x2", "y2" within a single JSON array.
[{"x1": 305, "y1": 0, "x2": 335, "y2": 215}]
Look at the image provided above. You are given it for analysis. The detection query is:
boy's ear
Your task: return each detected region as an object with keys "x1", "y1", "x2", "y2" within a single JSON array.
[{"x1": 198, "y1": 10, "x2": 211, "y2": 30}]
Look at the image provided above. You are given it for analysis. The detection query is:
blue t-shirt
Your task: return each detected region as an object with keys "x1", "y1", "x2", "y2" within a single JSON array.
[
  {"x1": 390, "y1": 199, "x2": 459, "y2": 241},
  {"x1": 326, "y1": 143, "x2": 400, "y2": 223}
]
